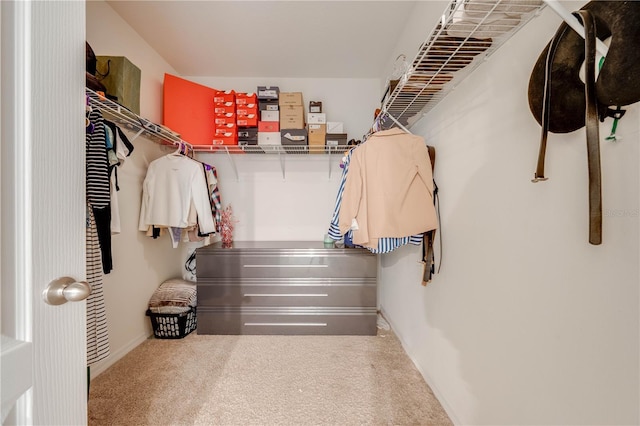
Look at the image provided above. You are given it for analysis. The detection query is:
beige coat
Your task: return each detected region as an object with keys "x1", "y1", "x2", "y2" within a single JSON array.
[{"x1": 338, "y1": 128, "x2": 438, "y2": 249}]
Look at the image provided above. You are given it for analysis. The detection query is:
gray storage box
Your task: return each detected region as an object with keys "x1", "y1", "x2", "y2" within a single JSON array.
[{"x1": 281, "y1": 129, "x2": 308, "y2": 153}]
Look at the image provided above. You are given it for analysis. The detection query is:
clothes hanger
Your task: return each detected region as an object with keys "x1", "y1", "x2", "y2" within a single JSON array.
[
  {"x1": 173, "y1": 141, "x2": 214, "y2": 171},
  {"x1": 170, "y1": 141, "x2": 184, "y2": 156}
]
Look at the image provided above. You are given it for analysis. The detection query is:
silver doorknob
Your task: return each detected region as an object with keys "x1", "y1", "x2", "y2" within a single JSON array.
[{"x1": 43, "y1": 277, "x2": 91, "y2": 305}]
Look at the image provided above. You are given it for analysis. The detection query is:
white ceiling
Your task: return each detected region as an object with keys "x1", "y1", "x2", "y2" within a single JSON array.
[{"x1": 106, "y1": 1, "x2": 425, "y2": 79}]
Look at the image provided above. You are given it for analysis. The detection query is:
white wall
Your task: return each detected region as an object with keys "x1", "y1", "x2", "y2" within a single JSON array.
[
  {"x1": 188, "y1": 76, "x2": 381, "y2": 242},
  {"x1": 379, "y1": 5, "x2": 639, "y2": 425},
  {"x1": 86, "y1": 1, "x2": 185, "y2": 378}
]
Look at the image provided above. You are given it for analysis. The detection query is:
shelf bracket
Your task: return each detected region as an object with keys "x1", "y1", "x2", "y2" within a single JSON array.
[
  {"x1": 129, "y1": 128, "x2": 144, "y2": 142},
  {"x1": 224, "y1": 147, "x2": 240, "y2": 182},
  {"x1": 384, "y1": 111, "x2": 412, "y2": 134},
  {"x1": 279, "y1": 150, "x2": 286, "y2": 179}
]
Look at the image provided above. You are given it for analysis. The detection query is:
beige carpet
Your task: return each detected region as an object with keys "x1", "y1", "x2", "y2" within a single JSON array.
[{"x1": 88, "y1": 327, "x2": 452, "y2": 426}]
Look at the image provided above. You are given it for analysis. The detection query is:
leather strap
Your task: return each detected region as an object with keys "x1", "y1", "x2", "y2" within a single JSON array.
[
  {"x1": 533, "y1": 10, "x2": 602, "y2": 245},
  {"x1": 576, "y1": 9, "x2": 603, "y2": 245},
  {"x1": 532, "y1": 23, "x2": 569, "y2": 182},
  {"x1": 422, "y1": 145, "x2": 437, "y2": 286}
]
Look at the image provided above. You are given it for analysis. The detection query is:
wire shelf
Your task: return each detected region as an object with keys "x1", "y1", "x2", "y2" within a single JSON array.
[
  {"x1": 86, "y1": 88, "x2": 352, "y2": 156},
  {"x1": 187, "y1": 144, "x2": 353, "y2": 155},
  {"x1": 86, "y1": 88, "x2": 183, "y2": 147},
  {"x1": 382, "y1": 0, "x2": 546, "y2": 128}
]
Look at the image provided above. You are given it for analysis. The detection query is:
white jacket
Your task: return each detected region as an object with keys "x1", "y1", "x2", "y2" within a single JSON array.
[{"x1": 138, "y1": 154, "x2": 215, "y2": 234}]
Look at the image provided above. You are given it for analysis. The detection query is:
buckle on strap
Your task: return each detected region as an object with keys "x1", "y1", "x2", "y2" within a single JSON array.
[
  {"x1": 531, "y1": 174, "x2": 549, "y2": 183},
  {"x1": 602, "y1": 107, "x2": 626, "y2": 120}
]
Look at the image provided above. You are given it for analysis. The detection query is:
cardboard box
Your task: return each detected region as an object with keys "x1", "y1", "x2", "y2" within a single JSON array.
[
  {"x1": 281, "y1": 129, "x2": 308, "y2": 153},
  {"x1": 236, "y1": 114, "x2": 258, "y2": 127},
  {"x1": 308, "y1": 124, "x2": 327, "y2": 154},
  {"x1": 280, "y1": 129, "x2": 308, "y2": 145},
  {"x1": 307, "y1": 113, "x2": 326, "y2": 124},
  {"x1": 279, "y1": 105, "x2": 305, "y2": 129},
  {"x1": 257, "y1": 131, "x2": 281, "y2": 146},
  {"x1": 162, "y1": 73, "x2": 216, "y2": 146},
  {"x1": 213, "y1": 90, "x2": 235, "y2": 103},
  {"x1": 326, "y1": 121, "x2": 344, "y2": 133},
  {"x1": 214, "y1": 102, "x2": 236, "y2": 114},
  {"x1": 96, "y1": 56, "x2": 141, "y2": 114},
  {"x1": 326, "y1": 133, "x2": 348, "y2": 147},
  {"x1": 214, "y1": 113, "x2": 236, "y2": 126},
  {"x1": 239, "y1": 139, "x2": 258, "y2": 146},
  {"x1": 215, "y1": 122, "x2": 237, "y2": 135},
  {"x1": 278, "y1": 92, "x2": 303, "y2": 106},
  {"x1": 258, "y1": 121, "x2": 280, "y2": 132},
  {"x1": 260, "y1": 110, "x2": 280, "y2": 122},
  {"x1": 257, "y1": 86, "x2": 279, "y2": 100},
  {"x1": 309, "y1": 101, "x2": 322, "y2": 113},
  {"x1": 212, "y1": 132, "x2": 238, "y2": 146},
  {"x1": 236, "y1": 92, "x2": 257, "y2": 105},
  {"x1": 236, "y1": 104, "x2": 257, "y2": 116},
  {"x1": 237, "y1": 127, "x2": 258, "y2": 139},
  {"x1": 259, "y1": 100, "x2": 279, "y2": 111}
]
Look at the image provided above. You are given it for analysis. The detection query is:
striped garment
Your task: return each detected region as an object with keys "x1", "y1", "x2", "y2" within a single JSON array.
[
  {"x1": 85, "y1": 108, "x2": 110, "y2": 208},
  {"x1": 327, "y1": 149, "x2": 422, "y2": 254},
  {"x1": 86, "y1": 205, "x2": 110, "y2": 365},
  {"x1": 86, "y1": 108, "x2": 110, "y2": 364}
]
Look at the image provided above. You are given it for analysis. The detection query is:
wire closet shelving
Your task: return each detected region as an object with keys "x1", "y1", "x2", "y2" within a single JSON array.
[
  {"x1": 381, "y1": 0, "x2": 547, "y2": 129},
  {"x1": 86, "y1": 88, "x2": 351, "y2": 179},
  {"x1": 86, "y1": 88, "x2": 351, "y2": 156}
]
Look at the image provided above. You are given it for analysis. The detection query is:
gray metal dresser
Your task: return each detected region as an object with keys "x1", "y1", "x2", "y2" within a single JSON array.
[{"x1": 196, "y1": 241, "x2": 377, "y2": 335}]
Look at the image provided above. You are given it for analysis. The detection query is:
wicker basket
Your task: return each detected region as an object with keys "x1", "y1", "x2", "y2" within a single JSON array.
[{"x1": 146, "y1": 307, "x2": 197, "y2": 339}]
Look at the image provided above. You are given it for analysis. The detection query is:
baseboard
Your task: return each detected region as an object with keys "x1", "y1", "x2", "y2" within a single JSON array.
[
  {"x1": 379, "y1": 307, "x2": 462, "y2": 426},
  {"x1": 89, "y1": 332, "x2": 152, "y2": 380}
]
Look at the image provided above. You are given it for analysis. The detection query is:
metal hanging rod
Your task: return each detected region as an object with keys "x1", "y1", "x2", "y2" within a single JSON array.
[{"x1": 543, "y1": 0, "x2": 608, "y2": 56}]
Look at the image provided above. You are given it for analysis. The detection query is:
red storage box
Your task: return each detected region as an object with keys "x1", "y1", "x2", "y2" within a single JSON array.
[
  {"x1": 163, "y1": 73, "x2": 217, "y2": 146},
  {"x1": 236, "y1": 104, "x2": 258, "y2": 116},
  {"x1": 213, "y1": 90, "x2": 235, "y2": 103},
  {"x1": 237, "y1": 114, "x2": 258, "y2": 127},
  {"x1": 258, "y1": 121, "x2": 279, "y2": 132},
  {"x1": 236, "y1": 92, "x2": 257, "y2": 105},
  {"x1": 215, "y1": 122, "x2": 237, "y2": 135},
  {"x1": 214, "y1": 113, "x2": 236, "y2": 126},
  {"x1": 214, "y1": 102, "x2": 236, "y2": 114},
  {"x1": 212, "y1": 132, "x2": 238, "y2": 146}
]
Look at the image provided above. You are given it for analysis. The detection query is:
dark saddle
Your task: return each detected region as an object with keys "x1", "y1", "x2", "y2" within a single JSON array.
[{"x1": 527, "y1": 1, "x2": 640, "y2": 245}]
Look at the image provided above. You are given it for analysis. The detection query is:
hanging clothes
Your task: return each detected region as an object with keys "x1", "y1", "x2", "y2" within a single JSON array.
[
  {"x1": 138, "y1": 152, "x2": 216, "y2": 237},
  {"x1": 85, "y1": 108, "x2": 111, "y2": 365},
  {"x1": 86, "y1": 107, "x2": 113, "y2": 274},
  {"x1": 104, "y1": 119, "x2": 134, "y2": 235},
  {"x1": 205, "y1": 164, "x2": 223, "y2": 233},
  {"x1": 86, "y1": 205, "x2": 110, "y2": 365},
  {"x1": 328, "y1": 148, "x2": 423, "y2": 254},
  {"x1": 338, "y1": 128, "x2": 438, "y2": 250}
]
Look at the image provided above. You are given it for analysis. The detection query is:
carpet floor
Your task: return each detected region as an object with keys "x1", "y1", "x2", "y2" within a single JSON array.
[{"x1": 88, "y1": 326, "x2": 452, "y2": 426}]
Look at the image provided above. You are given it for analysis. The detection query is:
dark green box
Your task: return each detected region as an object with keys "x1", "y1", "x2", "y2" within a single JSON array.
[{"x1": 96, "y1": 56, "x2": 141, "y2": 114}]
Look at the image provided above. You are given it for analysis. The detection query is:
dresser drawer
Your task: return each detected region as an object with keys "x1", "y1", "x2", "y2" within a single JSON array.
[
  {"x1": 196, "y1": 247, "x2": 376, "y2": 279},
  {"x1": 197, "y1": 277, "x2": 376, "y2": 307},
  {"x1": 197, "y1": 307, "x2": 377, "y2": 335}
]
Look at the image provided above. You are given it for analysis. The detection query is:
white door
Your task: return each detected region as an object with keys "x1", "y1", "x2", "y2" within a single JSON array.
[{"x1": 1, "y1": 1, "x2": 87, "y2": 425}]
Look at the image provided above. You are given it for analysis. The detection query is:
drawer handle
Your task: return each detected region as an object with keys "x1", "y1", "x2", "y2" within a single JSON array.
[
  {"x1": 243, "y1": 293, "x2": 328, "y2": 297},
  {"x1": 244, "y1": 322, "x2": 327, "y2": 327},
  {"x1": 243, "y1": 264, "x2": 329, "y2": 268}
]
